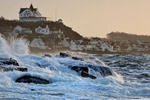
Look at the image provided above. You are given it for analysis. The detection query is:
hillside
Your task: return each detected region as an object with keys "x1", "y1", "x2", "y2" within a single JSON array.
[
  {"x1": 0, "y1": 17, "x2": 83, "y2": 39},
  {"x1": 0, "y1": 17, "x2": 83, "y2": 52},
  {"x1": 1, "y1": 17, "x2": 150, "y2": 54},
  {"x1": 107, "y1": 31, "x2": 150, "y2": 42}
]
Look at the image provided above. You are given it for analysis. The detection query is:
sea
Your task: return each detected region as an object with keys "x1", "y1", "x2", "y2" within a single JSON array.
[{"x1": 0, "y1": 35, "x2": 150, "y2": 100}]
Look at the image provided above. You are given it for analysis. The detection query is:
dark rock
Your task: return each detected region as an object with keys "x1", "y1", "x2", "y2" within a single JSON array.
[
  {"x1": 59, "y1": 52, "x2": 71, "y2": 58},
  {"x1": 137, "y1": 73, "x2": 150, "y2": 79},
  {"x1": 69, "y1": 64, "x2": 113, "y2": 79},
  {"x1": 31, "y1": 89, "x2": 35, "y2": 91},
  {"x1": 15, "y1": 68, "x2": 28, "y2": 72},
  {"x1": 0, "y1": 67, "x2": 27, "y2": 72},
  {"x1": 15, "y1": 75, "x2": 50, "y2": 84},
  {"x1": 0, "y1": 58, "x2": 19, "y2": 66},
  {"x1": 0, "y1": 66, "x2": 13, "y2": 72},
  {"x1": 87, "y1": 65, "x2": 113, "y2": 77},
  {"x1": 43, "y1": 54, "x2": 52, "y2": 57},
  {"x1": 72, "y1": 56, "x2": 84, "y2": 61},
  {"x1": 70, "y1": 66, "x2": 96, "y2": 79},
  {"x1": 88, "y1": 74, "x2": 97, "y2": 79}
]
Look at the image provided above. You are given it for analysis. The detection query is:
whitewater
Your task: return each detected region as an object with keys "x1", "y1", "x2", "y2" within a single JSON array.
[{"x1": 0, "y1": 35, "x2": 150, "y2": 100}]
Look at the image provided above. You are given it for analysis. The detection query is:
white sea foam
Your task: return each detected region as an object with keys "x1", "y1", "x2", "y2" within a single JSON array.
[
  {"x1": 0, "y1": 34, "x2": 10, "y2": 54},
  {"x1": 0, "y1": 35, "x2": 29, "y2": 57},
  {"x1": 0, "y1": 35, "x2": 149, "y2": 100},
  {"x1": 9, "y1": 37, "x2": 29, "y2": 55}
]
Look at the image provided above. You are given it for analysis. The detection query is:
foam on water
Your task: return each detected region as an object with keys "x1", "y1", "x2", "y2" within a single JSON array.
[
  {"x1": 8, "y1": 36, "x2": 29, "y2": 55},
  {"x1": 0, "y1": 35, "x2": 150, "y2": 99},
  {"x1": 0, "y1": 35, "x2": 29, "y2": 57},
  {"x1": 0, "y1": 34, "x2": 10, "y2": 54}
]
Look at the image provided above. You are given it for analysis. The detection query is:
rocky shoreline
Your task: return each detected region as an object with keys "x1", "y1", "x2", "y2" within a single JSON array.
[{"x1": 30, "y1": 48, "x2": 150, "y2": 55}]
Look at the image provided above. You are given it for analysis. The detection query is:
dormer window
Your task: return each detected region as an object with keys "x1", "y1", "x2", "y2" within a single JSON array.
[{"x1": 19, "y1": 4, "x2": 47, "y2": 22}]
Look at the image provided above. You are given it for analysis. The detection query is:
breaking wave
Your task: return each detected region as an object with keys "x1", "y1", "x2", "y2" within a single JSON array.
[
  {"x1": 0, "y1": 34, "x2": 29, "y2": 56},
  {"x1": 1, "y1": 33, "x2": 149, "y2": 99}
]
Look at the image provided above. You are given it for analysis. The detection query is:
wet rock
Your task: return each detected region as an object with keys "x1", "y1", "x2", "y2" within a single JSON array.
[
  {"x1": 59, "y1": 52, "x2": 71, "y2": 58},
  {"x1": 70, "y1": 66, "x2": 96, "y2": 79},
  {"x1": 0, "y1": 58, "x2": 19, "y2": 66},
  {"x1": 72, "y1": 56, "x2": 84, "y2": 61},
  {"x1": 90, "y1": 65, "x2": 113, "y2": 77},
  {"x1": 0, "y1": 67, "x2": 27, "y2": 72},
  {"x1": 43, "y1": 54, "x2": 52, "y2": 57},
  {"x1": 86, "y1": 65, "x2": 113, "y2": 77},
  {"x1": 59, "y1": 52, "x2": 84, "y2": 61},
  {"x1": 137, "y1": 73, "x2": 150, "y2": 79},
  {"x1": 16, "y1": 75, "x2": 50, "y2": 84},
  {"x1": 31, "y1": 89, "x2": 35, "y2": 91},
  {"x1": 15, "y1": 68, "x2": 28, "y2": 72},
  {"x1": 69, "y1": 65, "x2": 113, "y2": 79},
  {"x1": 35, "y1": 62, "x2": 56, "y2": 71}
]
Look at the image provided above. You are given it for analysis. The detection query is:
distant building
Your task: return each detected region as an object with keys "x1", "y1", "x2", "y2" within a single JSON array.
[
  {"x1": 70, "y1": 40, "x2": 77, "y2": 50},
  {"x1": 100, "y1": 42, "x2": 113, "y2": 51},
  {"x1": 35, "y1": 25, "x2": 50, "y2": 35},
  {"x1": 30, "y1": 38, "x2": 47, "y2": 49},
  {"x1": 19, "y1": 4, "x2": 47, "y2": 22},
  {"x1": 56, "y1": 19, "x2": 63, "y2": 24},
  {"x1": 13, "y1": 25, "x2": 32, "y2": 33},
  {"x1": 62, "y1": 38, "x2": 70, "y2": 47}
]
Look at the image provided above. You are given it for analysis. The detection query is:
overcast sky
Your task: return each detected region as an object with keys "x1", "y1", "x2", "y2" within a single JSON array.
[{"x1": 0, "y1": 0, "x2": 150, "y2": 38}]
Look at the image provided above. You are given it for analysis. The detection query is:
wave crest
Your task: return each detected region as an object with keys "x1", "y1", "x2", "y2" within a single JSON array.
[{"x1": 0, "y1": 34, "x2": 29, "y2": 55}]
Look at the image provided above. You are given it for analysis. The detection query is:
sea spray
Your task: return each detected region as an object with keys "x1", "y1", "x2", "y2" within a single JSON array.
[
  {"x1": 0, "y1": 36, "x2": 149, "y2": 99},
  {"x1": 0, "y1": 34, "x2": 10, "y2": 54},
  {"x1": 0, "y1": 34, "x2": 29, "y2": 61},
  {"x1": 8, "y1": 36, "x2": 30, "y2": 55}
]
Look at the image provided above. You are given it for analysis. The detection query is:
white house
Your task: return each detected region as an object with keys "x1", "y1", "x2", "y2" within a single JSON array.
[
  {"x1": 100, "y1": 42, "x2": 113, "y2": 51},
  {"x1": 61, "y1": 38, "x2": 70, "y2": 48},
  {"x1": 35, "y1": 25, "x2": 50, "y2": 35},
  {"x1": 30, "y1": 38, "x2": 47, "y2": 49},
  {"x1": 70, "y1": 40, "x2": 77, "y2": 50},
  {"x1": 13, "y1": 25, "x2": 22, "y2": 32},
  {"x1": 13, "y1": 25, "x2": 32, "y2": 34},
  {"x1": 19, "y1": 4, "x2": 47, "y2": 22}
]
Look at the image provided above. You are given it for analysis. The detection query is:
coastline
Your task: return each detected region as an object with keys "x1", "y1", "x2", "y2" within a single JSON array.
[{"x1": 29, "y1": 48, "x2": 150, "y2": 55}]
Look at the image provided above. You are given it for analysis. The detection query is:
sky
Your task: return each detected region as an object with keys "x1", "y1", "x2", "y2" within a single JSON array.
[{"x1": 0, "y1": 0, "x2": 150, "y2": 38}]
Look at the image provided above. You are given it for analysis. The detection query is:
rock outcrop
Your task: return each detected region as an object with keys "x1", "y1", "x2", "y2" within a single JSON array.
[
  {"x1": 58, "y1": 52, "x2": 114, "y2": 79},
  {"x1": 0, "y1": 67, "x2": 27, "y2": 72},
  {"x1": 69, "y1": 65, "x2": 113, "y2": 79},
  {"x1": 0, "y1": 58, "x2": 28, "y2": 72},
  {"x1": 70, "y1": 66, "x2": 96, "y2": 79},
  {"x1": 0, "y1": 58, "x2": 19, "y2": 66},
  {"x1": 16, "y1": 75, "x2": 50, "y2": 84},
  {"x1": 59, "y1": 52, "x2": 71, "y2": 58}
]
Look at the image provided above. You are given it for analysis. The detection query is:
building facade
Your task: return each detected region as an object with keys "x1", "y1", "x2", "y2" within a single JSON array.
[
  {"x1": 35, "y1": 25, "x2": 50, "y2": 35},
  {"x1": 19, "y1": 4, "x2": 46, "y2": 22}
]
